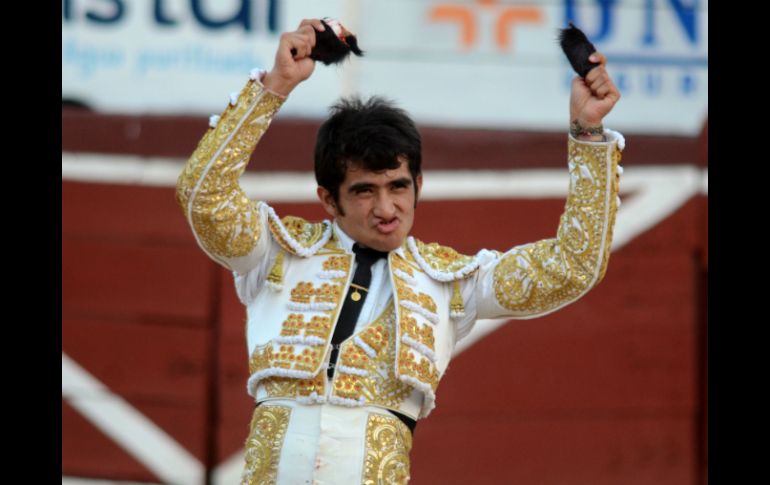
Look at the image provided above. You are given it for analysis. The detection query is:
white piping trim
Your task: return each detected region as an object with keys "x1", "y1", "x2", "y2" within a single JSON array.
[
  {"x1": 354, "y1": 336, "x2": 377, "y2": 359},
  {"x1": 336, "y1": 364, "x2": 368, "y2": 377},
  {"x1": 229, "y1": 91, "x2": 239, "y2": 106},
  {"x1": 450, "y1": 310, "x2": 465, "y2": 319},
  {"x1": 287, "y1": 301, "x2": 337, "y2": 312},
  {"x1": 327, "y1": 395, "x2": 366, "y2": 407},
  {"x1": 617, "y1": 165, "x2": 624, "y2": 175},
  {"x1": 407, "y1": 237, "x2": 480, "y2": 282},
  {"x1": 401, "y1": 335, "x2": 437, "y2": 363},
  {"x1": 249, "y1": 68, "x2": 265, "y2": 81},
  {"x1": 272, "y1": 335, "x2": 326, "y2": 346},
  {"x1": 208, "y1": 114, "x2": 220, "y2": 128},
  {"x1": 401, "y1": 300, "x2": 439, "y2": 325},
  {"x1": 393, "y1": 269, "x2": 418, "y2": 286},
  {"x1": 265, "y1": 280, "x2": 282, "y2": 292},
  {"x1": 604, "y1": 127, "x2": 625, "y2": 151},
  {"x1": 318, "y1": 270, "x2": 347, "y2": 279},
  {"x1": 266, "y1": 206, "x2": 332, "y2": 257}
]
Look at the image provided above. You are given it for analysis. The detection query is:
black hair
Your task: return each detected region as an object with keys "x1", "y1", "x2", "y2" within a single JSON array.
[{"x1": 314, "y1": 96, "x2": 422, "y2": 213}]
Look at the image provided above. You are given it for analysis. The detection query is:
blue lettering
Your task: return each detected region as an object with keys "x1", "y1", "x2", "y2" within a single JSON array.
[
  {"x1": 85, "y1": 0, "x2": 125, "y2": 24},
  {"x1": 191, "y1": 0, "x2": 250, "y2": 32},
  {"x1": 154, "y1": 0, "x2": 178, "y2": 27},
  {"x1": 615, "y1": 72, "x2": 629, "y2": 93},
  {"x1": 268, "y1": 0, "x2": 279, "y2": 33},
  {"x1": 564, "y1": 0, "x2": 617, "y2": 43},
  {"x1": 62, "y1": 0, "x2": 73, "y2": 21},
  {"x1": 643, "y1": 0, "x2": 698, "y2": 46},
  {"x1": 680, "y1": 72, "x2": 696, "y2": 95},
  {"x1": 643, "y1": 71, "x2": 662, "y2": 95}
]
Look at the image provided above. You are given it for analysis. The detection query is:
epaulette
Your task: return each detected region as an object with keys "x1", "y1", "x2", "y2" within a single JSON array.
[
  {"x1": 265, "y1": 205, "x2": 332, "y2": 257},
  {"x1": 406, "y1": 236, "x2": 481, "y2": 282}
]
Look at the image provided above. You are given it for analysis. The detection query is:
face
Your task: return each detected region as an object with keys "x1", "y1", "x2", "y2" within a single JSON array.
[{"x1": 317, "y1": 160, "x2": 422, "y2": 252}]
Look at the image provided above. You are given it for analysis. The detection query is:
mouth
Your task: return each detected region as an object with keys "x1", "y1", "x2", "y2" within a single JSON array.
[{"x1": 375, "y1": 217, "x2": 400, "y2": 235}]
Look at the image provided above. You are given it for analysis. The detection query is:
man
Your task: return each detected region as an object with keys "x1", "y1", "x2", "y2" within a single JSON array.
[{"x1": 176, "y1": 18, "x2": 623, "y2": 485}]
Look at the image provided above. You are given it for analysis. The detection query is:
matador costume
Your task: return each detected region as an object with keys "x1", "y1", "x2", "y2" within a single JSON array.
[{"x1": 176, "y1": 69, "x2": 625, "y2": 484}]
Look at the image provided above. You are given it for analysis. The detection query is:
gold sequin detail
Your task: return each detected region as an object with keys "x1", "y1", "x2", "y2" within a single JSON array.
[
  {"x1": 323, "y1": 255, "x2": 351, "y2": 272},
  {"x1": 362, "y1": 413, "x2": 413, "y2": 485},
  {"x1": 176, "y1": 81, "x2": 284, "y2": 261},
  {"x1": 267, "y1": 215, "x2": 328, "y2": 256},
  {"x1": 333, "y1": 304, "x2": 414, "y2": 408},
  {"x1": 248, "y1": 343, "x2": 324, "y2": 374},
  {"x1": 413, "y1": 240, "x2": 476, "y2": 274},
  {"x1": 395, "y1": 283, "x2": 437, "y2": 314},
  {"x1": 493, "y1": 137, "x2": 620, "y2": 313},
  {"x1": 240, "y1": 404, "x2": 291, "y2": 485},
  {"x1": 398, "y1": 347, "x2": 439, "y2": 392},
  {"x1": 263, "y1": 370, "x2": 327, "y2": 399},
  {"x1": 288, "y1": 281, "x2": 344, "y2": 305},
  {"x1": 266, "y1": 251, "x2": 285, "y2": 286},
  {"x1": 399, "y1": 313, "x2": 435, "y2": 351}
]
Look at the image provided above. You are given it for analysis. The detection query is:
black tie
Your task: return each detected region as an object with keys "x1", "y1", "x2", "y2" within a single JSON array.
[
  {"x1": 327, "y1": 243, "x2": 387, "y2": 380},
  {"x1": 325, "y1": 243, "x2": 418, "y2": 435}
]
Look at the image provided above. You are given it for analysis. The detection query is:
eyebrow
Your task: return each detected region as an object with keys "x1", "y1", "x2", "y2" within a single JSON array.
[{"x1": 348, "y1": 177, "x2": 412, "y2": 193}]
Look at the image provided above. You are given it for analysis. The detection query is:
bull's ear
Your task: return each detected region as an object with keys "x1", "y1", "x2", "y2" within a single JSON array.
[{"x1": 558, "y1": 22, "x2": 600, "y2": 78}]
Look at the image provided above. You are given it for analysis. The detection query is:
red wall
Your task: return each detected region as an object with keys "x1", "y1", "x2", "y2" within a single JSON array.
[{"x1": 62, "y1": 115, "x2": 708, "y2": 484}]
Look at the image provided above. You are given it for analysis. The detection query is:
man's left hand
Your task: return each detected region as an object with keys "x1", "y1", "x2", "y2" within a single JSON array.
[{"x1": 569, "y1": 51, "x2": 621, "y2": 127}]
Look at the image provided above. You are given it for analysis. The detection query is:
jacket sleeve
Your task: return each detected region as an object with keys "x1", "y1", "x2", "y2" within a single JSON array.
[
  {"x1": 175, "y1": 71, "x2": 286, "y2": 274},
  {"x1": 456, "y1": 131, "x2": 624, "y2": 339}
]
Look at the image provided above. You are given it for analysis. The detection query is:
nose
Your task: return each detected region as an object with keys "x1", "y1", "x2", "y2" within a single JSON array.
[{"x1": 373, "y1": 191, "x2": 396, "y2": 220}]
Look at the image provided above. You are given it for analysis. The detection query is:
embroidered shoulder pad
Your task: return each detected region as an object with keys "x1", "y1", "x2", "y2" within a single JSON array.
[
  {"x1": 407, "y1": 237, "x2": 481, "y2": 282},
  {"x1": 266, "y1": 205, "x2": 332, "y2": 257}
]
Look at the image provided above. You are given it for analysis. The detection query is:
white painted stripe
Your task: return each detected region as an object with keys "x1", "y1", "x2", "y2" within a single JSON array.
[
  {"x1": 212, "y1": 453, "x2": 246, "y2": 485},
  {"x1": 61, "y1": 152, "x2": 708, "y2": 201},
  {"x1": 62, "y1": 353, "x2": 204, "y2": 485}
]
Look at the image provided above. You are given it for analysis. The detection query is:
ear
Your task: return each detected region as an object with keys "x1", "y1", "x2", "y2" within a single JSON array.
[
  {"x1": 416, "y1": 174, "x2": 423, "y2": 199},
  {"x1": 317, "y1": 186, "x2": 338, "y2": 217}
]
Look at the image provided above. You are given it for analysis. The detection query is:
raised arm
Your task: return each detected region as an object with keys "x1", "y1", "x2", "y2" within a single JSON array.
[
  {"x1": 175, "y1": 19, "x2": 325, "y2": 274},
  {"x1": 459, "y1": 52, "x2": 623, "y2": 328}
]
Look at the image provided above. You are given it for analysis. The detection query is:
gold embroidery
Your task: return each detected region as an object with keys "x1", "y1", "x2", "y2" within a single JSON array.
[
  {"x1": 333, "y1": 305, "x2": 414, "y2": 408},
  {"x1": 176, "y1": 81, "x2": 284, "y2": 261},
  {"x1": 398, "y1": 347, "x2": 439, "y2": 392},
  {"x1": 362, "y1": 413, "x2": 413, "y2": 485},
  {"x1": 263, "y1": 371, "x2": 327, "y2": 399},
  {"x1": 249, "y1": 342, "x2": 324, "y2": 374},
  {"x1": 323, "y1": 255, "x2": 351, "y2": 272},
  {"x1": 390, "y1": 254, "x2": 417, "y2": 276},
  {"x1": 395, "y1": 281, "x2": 437, "y2": 315},
  {"x1": 266, "y1": 252, "x2": 285, "y2": 287},
  {"x1": 288, "y1": 281, "x2": 345, "y2": 305},
  {"x1": 399, "y1": 313, "x2": 435, "y2": 351},
  {"x1": 267, "y1": 215, "x2": 328, "y2": 256},
  {"x1": 290, "y1": 282, "x2": 315, "y2": 304},
  {"x1": 240, "y1": 404, "x2": 291, "y2": 485},
  {"x1": 413, "y1": 240, "x2": 476, "y2": 274},
  {"x1": 278, "y1": 314, "x2": 332, "y2": 339},
  {"x1": 493, "y1": 137, "x2": 620, "y2": 314},
  {"x1": 450, "y1": 280, "x2": 464, "y2": 314}
]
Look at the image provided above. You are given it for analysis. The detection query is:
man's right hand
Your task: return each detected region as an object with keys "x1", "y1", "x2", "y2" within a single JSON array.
[{"x1": 262, "y1": 19, "x2": 326, "y2": 96}]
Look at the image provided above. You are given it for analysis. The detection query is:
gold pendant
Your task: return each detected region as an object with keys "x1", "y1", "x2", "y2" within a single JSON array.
[{"x1": 351, "y1": 290, "x2": 362, "y2": 302}]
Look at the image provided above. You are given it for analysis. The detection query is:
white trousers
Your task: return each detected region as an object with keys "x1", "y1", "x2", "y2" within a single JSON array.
[{"x1": 241, "y1": 399, "x2": 413, "y2": 484}]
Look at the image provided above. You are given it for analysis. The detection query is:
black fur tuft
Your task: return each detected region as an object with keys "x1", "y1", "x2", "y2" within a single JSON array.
[
  {"x1": 294, "y1": 19, "x2": 365, "y2": 66},
  {"x1": 558, "y1": 22, "x2": 599, "y2": 78}
]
